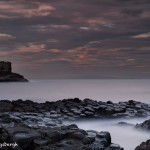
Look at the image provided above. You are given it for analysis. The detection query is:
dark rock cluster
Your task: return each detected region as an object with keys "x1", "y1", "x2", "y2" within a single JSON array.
[
  {"x1": 0, "y1": 119, "x2": 123, "y2": 150},
  {"x1": 0, "y1": 98, "x2": 150, "y2": 150},
  {"x1": 0, "y1": 125, "x2": 20, "y2": 150},
  {"x1": 134, "y1": 119, "x2": 150, "y2": 150},
  {"x1": 136, "y1": 119, "x2": 150, "y2": 130},
  {"x1": 0, "y1": 99, "x2": 150, "y2": 120},
  {"x1": 135, "y1": 139, "x2": 150, "y2": 150}
]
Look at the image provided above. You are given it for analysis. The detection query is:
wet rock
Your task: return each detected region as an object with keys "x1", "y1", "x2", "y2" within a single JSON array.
[
  {"x1": 67, "y1": 131, "x2": 85, "y2": 140},
  {"x1": 85, "y1": 106, "x2": 95, "y2": 112},
  {"x1": 107, "y1": 101, "x2": 113, "y2": 104},
  {"x1": 0, "y1": 114, "x2": 13, "y2": 124},
  {"x1": 84, "y1": 111, "x2": 94, "y2": 117},
  {"x1": 136, "y1": 109, "x2": 147, "y2": 117},
  {"x1": 96, "y1": 131, "x2": 111, "y2": 145},
  {"x1": 136, "y1": 119, "x2": 150, "y2": 130},
  {"x1": 47, "y1": 130, "x2": 61, "y2": 141},
  {"x1": 10, "y1": 115, "x2": 22, "y2": 123},
  {"x1": 35, "y1": 146, "x2": 54, "y2": 150},
  {"x1": 33, "y1": 138, "x2": 49, "y2": 147},
  {"x1": 82, "y1": 136, "x2": 95, "y2": 144},
  {"x1": 80, "y1": 113, "x2": 86, "y2": 117},
  {"x1": 78, "y1": 129, "x2": 87, "y2": 136},
  {"x1": 14, "y1": 131, "x2": 41, "y2": 150},
  {"x1": 0, "y1": 125, "x2": 8, "y2": 141},
  {"x1": 135, "y1": 139, "x2": 150, "y2": 150},
  {"x1": 105, "y1": 107, "x2": 115, "y2": 115},
  {"x1": 107, "y1": 143, "x2": 124, "y2": 150},
  {"x1": 67, "y1": 124, "x2": 78, "y2": 129},
  {"x1": 95, "y1": 137, "x2": 109, "y2": 147},
  {"x1": 50, "y1": 114, "x2": 59, "y2": 118},
  {"x1": 83, "y1": 142, "x2": 105, "y2": 150},
  {"x1": 0, "y1": 102, "x2": 13, "y2": 112},
  {"x1": 50, "y1": 111, "x2": 57, "y2": 114}
]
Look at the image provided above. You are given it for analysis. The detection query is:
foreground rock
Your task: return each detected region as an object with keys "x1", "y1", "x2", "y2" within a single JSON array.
[
  {"x1": 0, "y1": 122, "x2": 123, "y2": 150},
  {"x1": 134, "y1": 119, "x2": 150, "y2": 150},
  {"x1": 1, "y1": 99, "x2": 150, "y2": 150},
  {"x1": 0, "y1": 61, "x2": 28, "y2": 82},
  {"x1": 0, "y1": 125, "x2": 20, "y2": 150},
  {"x1": 135, "y1": 139, "x2": 150, "y2": 150}
]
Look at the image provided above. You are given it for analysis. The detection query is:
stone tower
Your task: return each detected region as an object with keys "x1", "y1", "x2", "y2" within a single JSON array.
[{"x1": 0, "y1": 61, "x2": 12, "y2": 73}]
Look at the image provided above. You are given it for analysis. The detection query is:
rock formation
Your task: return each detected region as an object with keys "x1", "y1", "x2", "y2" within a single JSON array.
[
  {"x1": 0, "y1": 99, "x2": 150, "y2": 119},
  {"x1": 0, "y1": 100, "x2": 125, "y2": 150},
  {"x1": 135, "y1": 120, "x2": 150, "y2": 150},
  {"x1": 1, "y1": 98, "x2": 150, "y2": 150},
  {"x1": 136, "y1": 119, "x2": 150, "y2": 130},
  {"x1": 135, "y1": 139, "x2": 150, "y2": 150},
  {"x1": 0, "y1": 61, "x2": 28, "y2": 82}
]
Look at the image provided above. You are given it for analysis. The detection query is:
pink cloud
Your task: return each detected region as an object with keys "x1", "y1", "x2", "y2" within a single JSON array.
[
  {"x1": 48, "y1": 49, "x2": 62, "y2": 53},
  {"x1": 17, "y1": 44, "x2": 46, "y2": 53},
  {"x1": 0, "y1": 33, "x2": 16, "y2": 40},
  {"x1": 0, "y1": 2, "x2": 55, "y2": 19},
  {"x1": 132, "y1": 32, "x2": 150, "y2": 39}
]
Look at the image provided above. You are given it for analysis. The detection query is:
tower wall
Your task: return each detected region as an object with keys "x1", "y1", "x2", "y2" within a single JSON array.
[{"x1": 0, "y1": 61, "x2": 12, "y2": 73}]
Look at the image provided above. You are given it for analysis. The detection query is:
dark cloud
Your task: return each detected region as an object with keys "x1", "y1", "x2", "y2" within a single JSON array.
[
  {"x1": 121, "y1": 9, "x2": 143, "y2": 17},
  {"x1": 0, "y1": 0, "x2": 150, "y2": 78}
]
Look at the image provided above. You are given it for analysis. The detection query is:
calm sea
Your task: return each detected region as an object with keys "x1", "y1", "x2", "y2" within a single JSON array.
[{"x1": 0, "y1": 79, "x2": 150, "y2": 103}]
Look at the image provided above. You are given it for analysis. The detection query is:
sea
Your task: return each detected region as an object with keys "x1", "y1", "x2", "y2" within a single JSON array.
[
  {"x1": 0, "y1": 79, "x2": 150, "y2": 103},
  {"x1": 0, "y1": 79, "x2": 150, "y2": 150}
]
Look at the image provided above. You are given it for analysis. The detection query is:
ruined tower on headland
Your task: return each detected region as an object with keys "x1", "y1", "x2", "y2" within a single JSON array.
[
  {"x1": 0, "y1": 61, "x2": 12, "y2": 73},
  {"x1": 0, "y1": 61, "x2": 28, "y2": 82}
]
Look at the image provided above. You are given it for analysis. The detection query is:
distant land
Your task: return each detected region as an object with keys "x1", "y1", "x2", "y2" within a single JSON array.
[{"x1": 0, "y1": 61, "x2": 28, "y2": 82}]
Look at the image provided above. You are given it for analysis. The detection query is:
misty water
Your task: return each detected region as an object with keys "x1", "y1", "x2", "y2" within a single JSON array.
[
  {"x1": 0, "y1": 79, "x2": 150, "y2": 103},
  {"x1": 0, "y1": 79, "x2": 150, "y2": 149},
  {"x1": 72, "y1": 117, "x2": 150, "y2": 150}
]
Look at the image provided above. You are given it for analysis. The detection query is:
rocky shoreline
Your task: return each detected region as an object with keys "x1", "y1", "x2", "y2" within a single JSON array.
[
  {"x1": 0, "y1": 72, "x2": 28, "y2": 82},
  {"x1": 1, "y1": 98, "x2": 150, "y2": 118},
  {"x1": 0, "y1": 98, "x2": 150, "y2": 150}
]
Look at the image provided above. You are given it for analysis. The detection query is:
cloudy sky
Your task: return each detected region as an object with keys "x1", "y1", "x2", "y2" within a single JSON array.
[{"x1": 0, "y1": 0, "x2": 150, "y2": 79}]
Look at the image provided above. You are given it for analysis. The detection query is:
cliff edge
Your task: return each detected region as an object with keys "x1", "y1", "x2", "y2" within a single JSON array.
[{"x1": 0, "y1": 61, "x2": 28, "y2": 82}]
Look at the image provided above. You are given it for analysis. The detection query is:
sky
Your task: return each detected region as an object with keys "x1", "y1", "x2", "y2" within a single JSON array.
[{"x1": 0, "y1": 0, "x2": 150, "y2": 79}]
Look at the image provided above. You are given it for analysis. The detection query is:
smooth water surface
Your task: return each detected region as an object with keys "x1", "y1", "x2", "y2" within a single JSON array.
[{"x1": 0, "y1": 79, "x2": 150, "y2": 103}]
